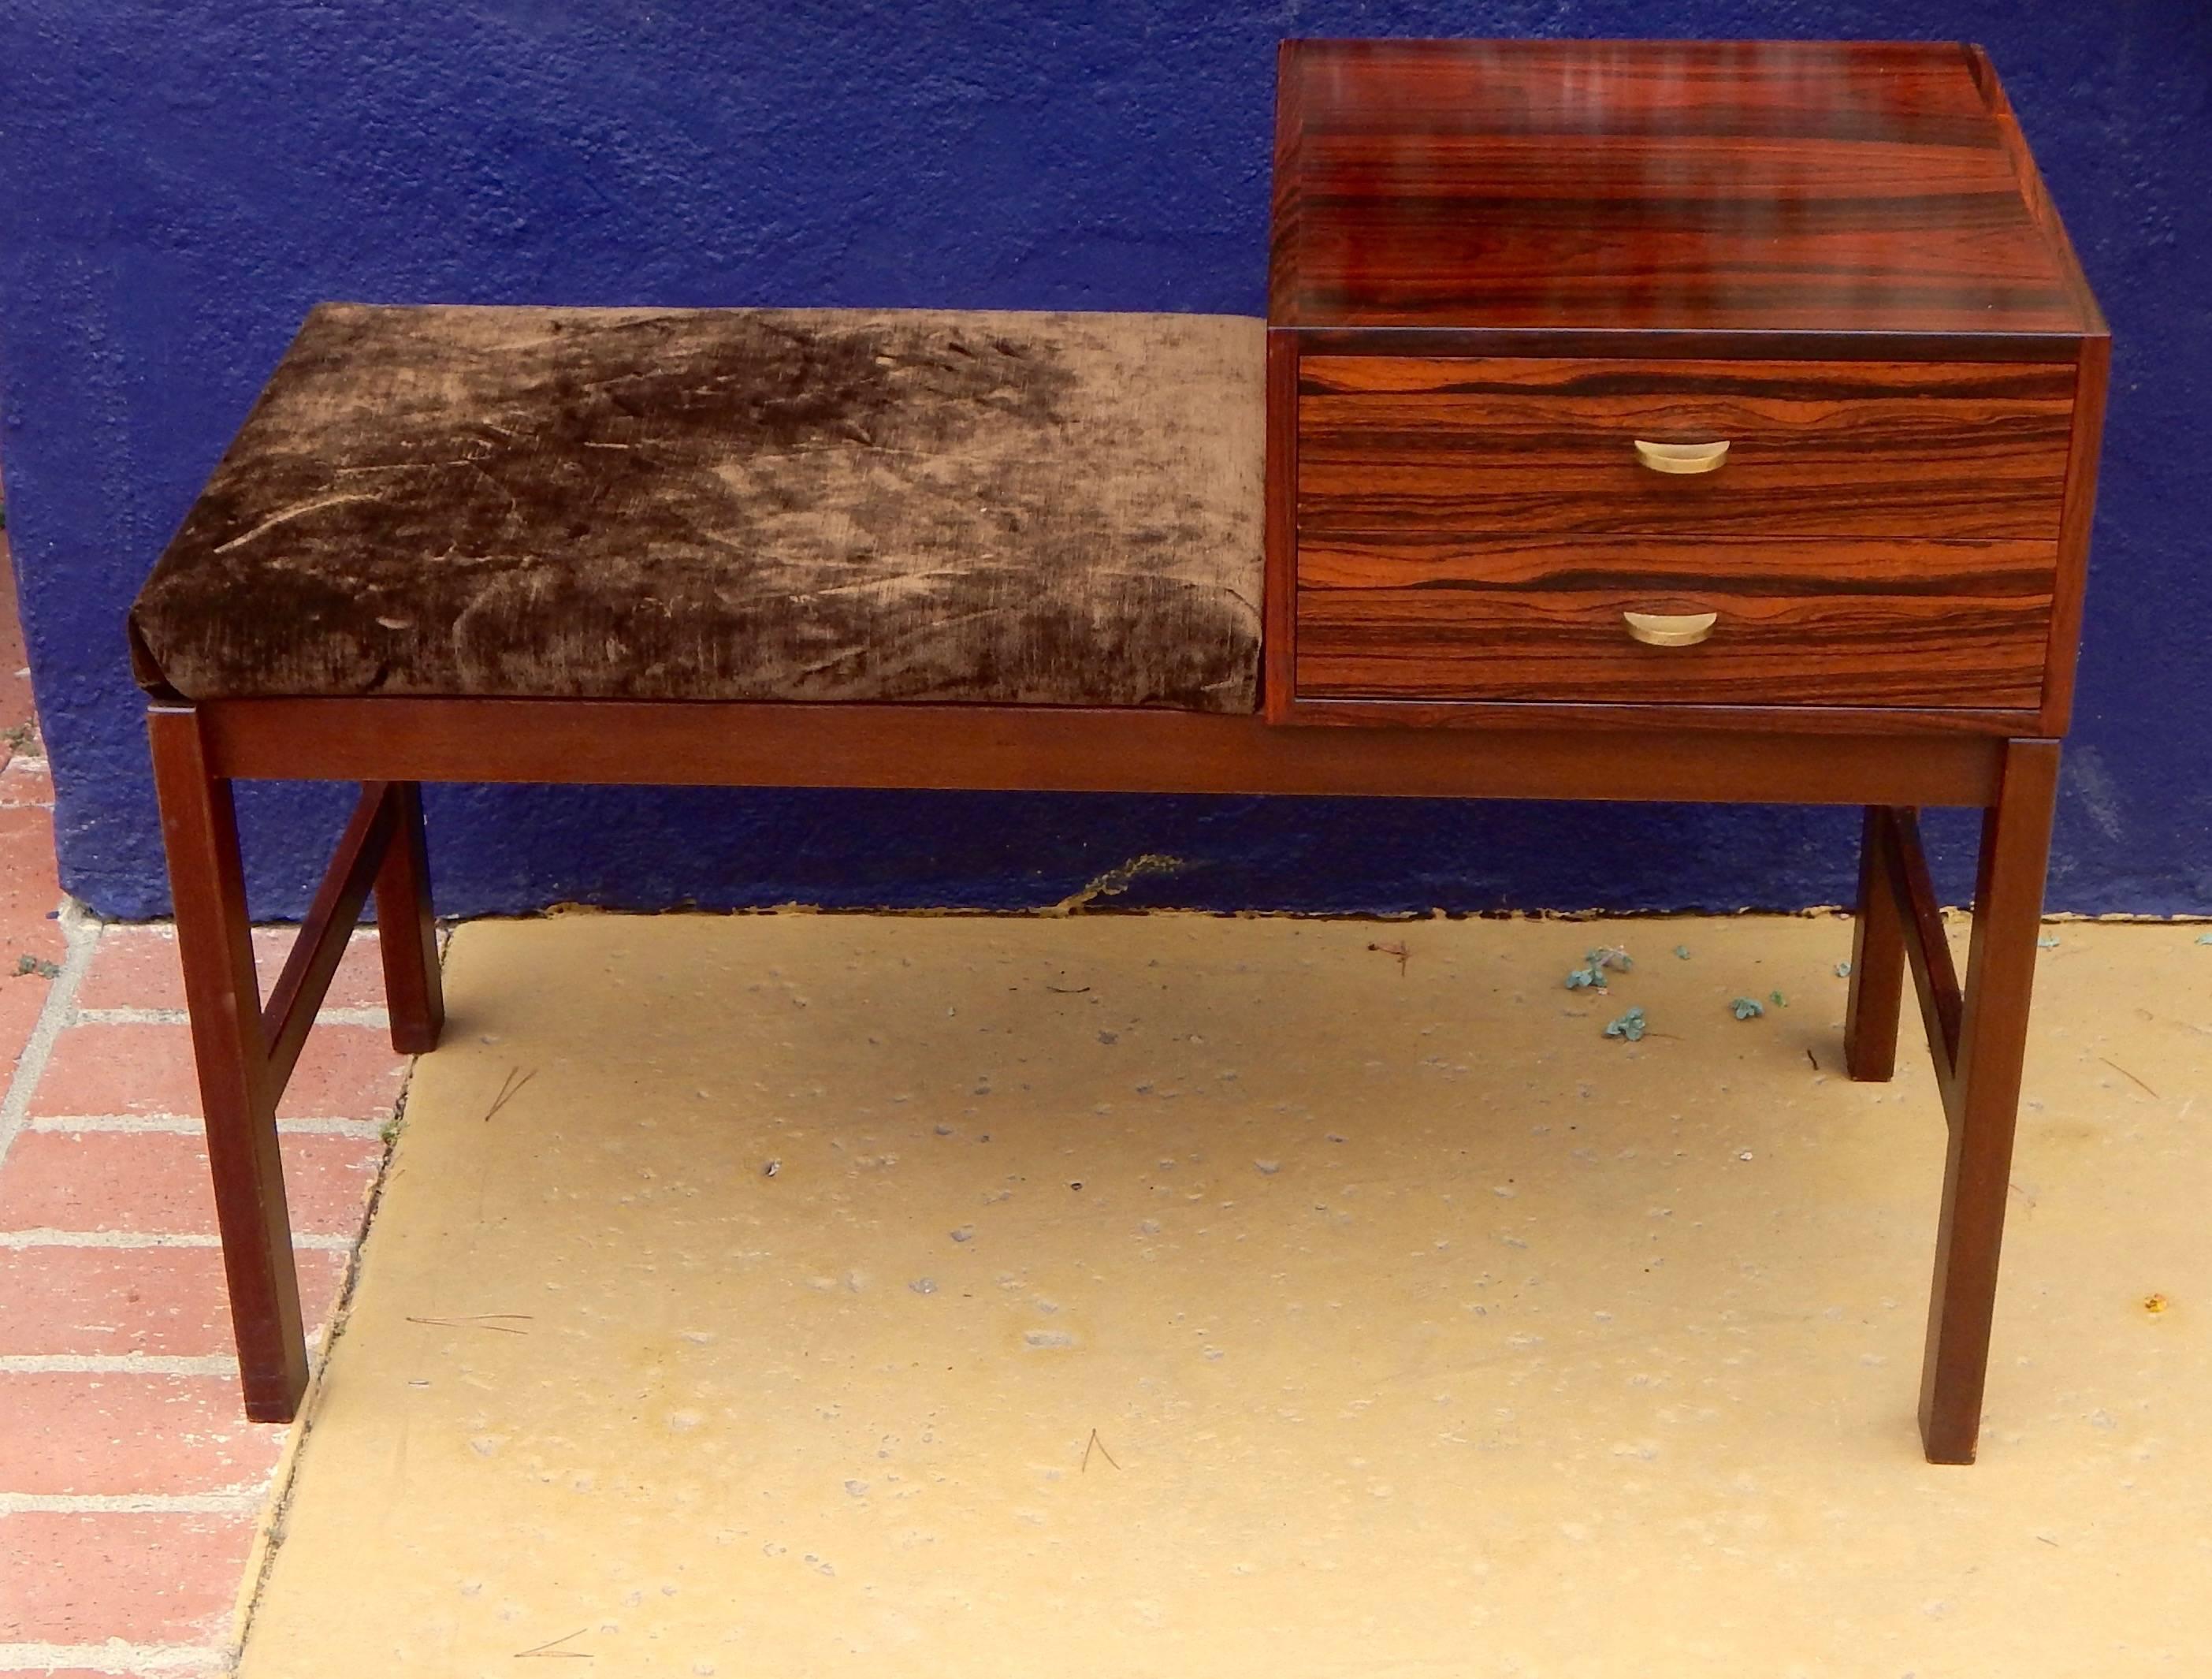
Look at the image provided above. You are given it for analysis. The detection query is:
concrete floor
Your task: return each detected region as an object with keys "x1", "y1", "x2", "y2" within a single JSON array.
[{"x1": 238, "y1": 911, "x2": 2210, "y2": 1677}]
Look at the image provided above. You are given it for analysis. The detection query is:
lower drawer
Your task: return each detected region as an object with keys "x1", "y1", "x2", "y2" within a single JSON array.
[{"x1": 1293, "y1": 535, "x2": 2054, "y2": 708}]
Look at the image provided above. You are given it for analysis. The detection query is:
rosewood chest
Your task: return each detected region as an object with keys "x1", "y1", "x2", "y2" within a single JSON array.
[{"x1": 1265, "y1": 39, "x2": 2106, "y2": 730}]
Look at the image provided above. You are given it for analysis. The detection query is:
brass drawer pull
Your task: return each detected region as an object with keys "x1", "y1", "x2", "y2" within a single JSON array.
[
  {"x1": 1623, "y1": 609, "x2": 1718, "y2": 647},
  {"x1": 1633, "y1": 438, "x2": 1730, "y2": 475}
]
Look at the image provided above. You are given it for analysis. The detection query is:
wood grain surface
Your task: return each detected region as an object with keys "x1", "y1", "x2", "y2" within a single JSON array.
[
  {"x1": 2035, "y1": 337, "x2": 2110, "y2": 734},
  {"x1": 1271, "y1": 39, "x2": 2101, "y2": 337},
  {"x1": 1296, "y1": 358, "x2": 2074, "y2": 540},
  {"x1": 191, "y1": 694, "x2": 2005, "y2": 806},
  {"x1": 1296, "y1": 587, "x2": 2050, "y2": 708},
  {"x1": 1296, "y1": 533, "x2": 2058, "y2": 709},
  {"x1": 1296, "y1": 534, "x2": 2056, "y2": 598}
]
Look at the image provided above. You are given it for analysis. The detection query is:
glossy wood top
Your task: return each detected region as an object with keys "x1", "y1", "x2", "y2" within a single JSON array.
[{"x1": 1271, "y1": 39, "x2": 2103, "y2": 344}]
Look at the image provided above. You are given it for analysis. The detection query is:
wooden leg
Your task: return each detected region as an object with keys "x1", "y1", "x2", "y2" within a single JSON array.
[
  {"x1": 1919, "y1": 740, "x2": 2061, "y2": 1464},
  {"x1": 373, "y1": 781, "x2": 444, "y2": 1054},
  {"x1": 147, "y1": 705, "x2": 308, "y2": 1423},
  {"x1": 1845, "y1": 805, "x2": 1907, "y2": 1082}
]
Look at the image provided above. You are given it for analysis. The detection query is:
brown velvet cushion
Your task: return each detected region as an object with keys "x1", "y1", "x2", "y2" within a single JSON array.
[{"x1": 130, "y1": 304, "x2": 1263, "y2": 713}]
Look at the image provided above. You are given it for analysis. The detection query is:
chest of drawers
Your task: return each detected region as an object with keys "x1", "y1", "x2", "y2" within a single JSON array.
[{"x1": 1265, "y1": 39, "x2": 2106, "y2": 733}]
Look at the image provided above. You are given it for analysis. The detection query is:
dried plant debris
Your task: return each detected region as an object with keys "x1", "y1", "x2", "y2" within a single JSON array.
[
  {"x1": 1058, "y1": 852, "x2": 1183, "y2": 913},
  {"x1": 11, "y1": 955, "x2": 59, "y2": 980},
  {"x1": 1731, "y1": 996, "x2": 1766, "y2": 1021},
  {"x1": 479, "y1": 1065, "x2": 537, "y2": 1122},
  {"x1": 1604, "y1": 1005, "x2": 1647, "y2": 1042},
  {"x1": 2101, "y1": 1057, "x2": 2160, "y2": 1099},
  {"x1": 404, "y1": 1312, "x2": 533, "y2": 1335},
  {"x1": 513, "y1": 1626, "x2": 593, "y2": 1660}
]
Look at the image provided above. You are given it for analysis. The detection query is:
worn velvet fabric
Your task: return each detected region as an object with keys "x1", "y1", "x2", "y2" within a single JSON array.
[{"x1": 129, "y1": 304, "x2": 1264, "y2": 712}]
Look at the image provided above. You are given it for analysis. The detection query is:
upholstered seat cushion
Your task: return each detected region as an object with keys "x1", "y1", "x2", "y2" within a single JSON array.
[{"x1": 130, "y1": 304, "x2": 1264, "y2": 713}]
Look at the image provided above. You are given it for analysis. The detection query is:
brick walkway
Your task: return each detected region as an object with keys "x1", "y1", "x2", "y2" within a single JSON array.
[{"x1": 0, "y1": 549, "x2": 415, "y2": 1676}]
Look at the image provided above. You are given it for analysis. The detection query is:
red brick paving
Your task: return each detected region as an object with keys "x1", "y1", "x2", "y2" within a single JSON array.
[
  {"x1": 0, "y1": 1245, "x2": 350, "y2": 1360},
  {"x1": 0, "y1": 1375, "x2": 287, "y2": 1495},
  {"x1": 0, "y1": 1130, "x2": 382, "y2": 1238},
  {"x1": 75, "y1": 925, "x2": 391, "y2": 1014},
  {"x1": 0, "y1": 756, "x2": 51, "y2": 808},
  {"x1": 0, "y1": 938, "x2": 411, "y2": 1674},
  {"x1": 0, "y1": 972, "x2": 54, "y2": 1090},
  {"x1": 0, "y1": 951, "x2": 410, "y2": 1672},
  {"x1": 0, "y1": 801, "x2": 63, "y2": 1086},
  {"x1": 0, "y1": 1510, "x2": 257, "y2": 1646},
  {"x1": 28, "y1": 1022, "x2": 407, "y2": 1121},
  {"x1": 0, "y1": 524, "x2": 33, "y2": 738},
  {"x1": 0, "y1": 806, "x2": 63, "y2": 962}
]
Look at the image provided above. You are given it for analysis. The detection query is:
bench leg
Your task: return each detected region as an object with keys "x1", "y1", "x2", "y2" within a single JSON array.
[
  {"x1": 147, "y1": 704, "x2": 308, "y2": 1422},
  {"x1": 374, "y1": 781, "x2": 444, "y2": 1054},
  {"x1": 1919, "y1": 740, "x2": 2061, "y2": 1464},
  {"x1": 1845, "y1": 805, "x2": 1907, "y2": 1082}
]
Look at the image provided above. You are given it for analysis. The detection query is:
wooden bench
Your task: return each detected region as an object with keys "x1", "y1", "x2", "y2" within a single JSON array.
[{"x1": 128, "y1": 39, "x2": 2106, "y2": 1464}]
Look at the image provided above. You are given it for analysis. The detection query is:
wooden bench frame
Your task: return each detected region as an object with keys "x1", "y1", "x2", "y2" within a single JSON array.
[{"x1": 147, "y1": 693, "x2": 2058, "y2": 1463}]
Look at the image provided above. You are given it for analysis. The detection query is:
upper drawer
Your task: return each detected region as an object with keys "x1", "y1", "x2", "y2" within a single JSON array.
[{"x1": 1297, "y1": 358, "x2": 2077, "y2": 541}]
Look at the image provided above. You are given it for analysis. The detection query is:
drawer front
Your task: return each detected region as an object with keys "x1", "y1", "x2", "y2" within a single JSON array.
[
  {"x1": 1297, "y1": 357, "x2": 2076, "y2": 541},
  {"x1": 1294, "y1": 534, "x2": 2054, "y2": 708}
]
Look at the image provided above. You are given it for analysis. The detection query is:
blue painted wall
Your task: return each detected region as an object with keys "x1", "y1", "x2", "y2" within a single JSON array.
[{"x1": 1, "y1": 2, "x2": 2205, "y2": 921}]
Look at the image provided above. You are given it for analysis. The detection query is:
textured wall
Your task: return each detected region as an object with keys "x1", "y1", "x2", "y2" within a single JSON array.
[{"x1": 0, "y1": 1, "x2": 2204, "y2": 920}]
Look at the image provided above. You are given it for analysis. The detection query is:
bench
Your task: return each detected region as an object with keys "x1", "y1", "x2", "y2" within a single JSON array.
[{"x1": 127, "y1": 40, "x2": 2107, "y2": 1464}]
